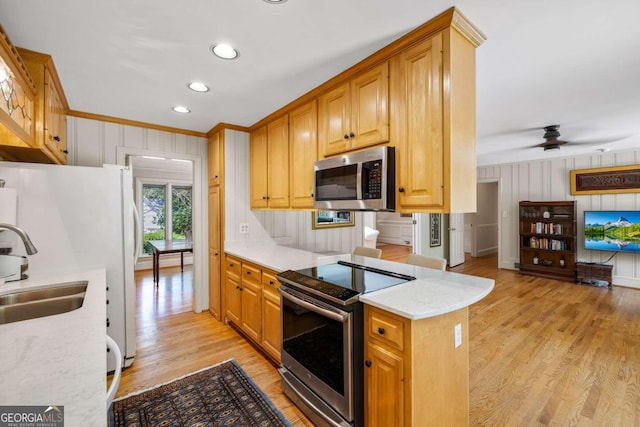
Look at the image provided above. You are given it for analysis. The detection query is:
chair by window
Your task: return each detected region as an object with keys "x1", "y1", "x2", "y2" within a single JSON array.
[
  {"x1": 406, "y1": 253, "x2": 447, "y2": 270},
  {"x1": 353, "y1": 246, "x2": 383, "y2": 259}
]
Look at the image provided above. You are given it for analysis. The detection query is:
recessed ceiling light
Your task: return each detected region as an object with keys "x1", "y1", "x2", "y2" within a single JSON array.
[
  {"x1": 211, "y1": 44, "x2": 239, "y2": 60},
  {"x1": 172, "y1": 106, "x2": 190, "y2": 113},
  {"x1": 188, "y1": 82, "x2": 209, "y2": 93},
  {"x1": 262, "y1": 0, "x2": 288, "y2": 3}
]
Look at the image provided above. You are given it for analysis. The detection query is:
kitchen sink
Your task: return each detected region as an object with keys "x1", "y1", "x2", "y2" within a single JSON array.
[
  {"x1": 0, "y1": 281, "x2": 87, "y2": 305},
  {"x1": 0, "y1": 281, "x2": 87, "y2": 324}
]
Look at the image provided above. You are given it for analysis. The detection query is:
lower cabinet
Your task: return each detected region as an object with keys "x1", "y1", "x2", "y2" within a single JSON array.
[
  {"x1": 261, "y1": 271, "x2": 282, "y2": 362},
  {"x1": 224, "y1": 255, "x2": 281, "y2": 364},
  {"x1": 364, "y1": 305, "x2": 469, "y2": 426}
]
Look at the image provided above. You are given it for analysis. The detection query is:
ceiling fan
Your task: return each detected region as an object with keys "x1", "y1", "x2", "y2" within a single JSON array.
[{"x1": 539, "y1": 125, "x2": 567, "y2": 151}]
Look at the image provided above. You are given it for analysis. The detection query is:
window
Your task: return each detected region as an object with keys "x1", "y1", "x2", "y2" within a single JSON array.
[{"x1": 141, "y1": 182, "x2": 192, "y2": 255}]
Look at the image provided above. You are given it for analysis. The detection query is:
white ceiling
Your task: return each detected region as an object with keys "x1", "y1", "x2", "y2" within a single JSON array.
[{"x1": 2, "y1": 0, "x2": 640, "y2": 166}]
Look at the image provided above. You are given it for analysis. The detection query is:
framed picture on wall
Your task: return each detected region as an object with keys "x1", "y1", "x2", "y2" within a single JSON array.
[{"x1": 430, "y1": 214, "x2": 441, "y2": 247}]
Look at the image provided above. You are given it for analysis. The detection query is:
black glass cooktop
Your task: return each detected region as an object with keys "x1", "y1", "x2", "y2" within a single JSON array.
[{"x1": 276, "y1": 261, "x2": 415, "y2": 305}]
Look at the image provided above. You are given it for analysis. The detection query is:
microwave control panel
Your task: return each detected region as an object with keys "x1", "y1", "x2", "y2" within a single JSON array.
[{"x1": 362, "y1": 160, "x2": 382, "y2": 199}]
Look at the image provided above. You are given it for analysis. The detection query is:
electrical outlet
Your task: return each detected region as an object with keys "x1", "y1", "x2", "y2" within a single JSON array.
[
  {"x1": 239, "y1": 223, "x2": 249, "y2": 234},
  {"x1": 454, "y1": 323, "x2": 462, "y2": 348}
]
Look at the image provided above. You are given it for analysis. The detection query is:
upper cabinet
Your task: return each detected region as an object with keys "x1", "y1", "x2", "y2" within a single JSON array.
[
  {"x1": 318, "y1": 62, "x2": 389, "y2": 157},
  {"x1": 392, "y1": 12, "x2": 485, "y2": 213},
  {"x1": 289, "y1": 100, "x2": 318, "y2": 209},
  {"x1": 16, "y1": 48, "x2": 69, "y2": 164},
  {"x1": 247, "y1": 7, "x2": 484, "y2": 213},
  {"x1": 0, "y1": 25, "x2": 37, "y2": 157},
  {"x1": 250, "y1": 114, "x2": 290, "y2": 209},
  {"x1": 208, "y1": 130, "x2": 222, "y2": 186}
]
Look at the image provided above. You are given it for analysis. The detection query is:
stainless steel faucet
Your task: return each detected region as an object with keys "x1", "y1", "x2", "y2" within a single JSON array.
[{"x1": 0, "y1": 223, "x2": 38, "y2": 255}]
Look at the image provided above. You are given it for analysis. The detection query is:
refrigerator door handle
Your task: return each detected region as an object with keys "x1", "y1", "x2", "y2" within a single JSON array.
[{"x1": 132, "y1": 202, "x2": 141, "y2": 264}]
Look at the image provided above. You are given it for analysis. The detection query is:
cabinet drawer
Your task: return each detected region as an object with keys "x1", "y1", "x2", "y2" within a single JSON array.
[
  {"x1": 242, "y1": 264, "x2": 261, "y2": 286},
  {"x1": 225, "y1": 256, "x2": 241, "y2": 276},
  {"x1": 262, "y1": 271, "x2": 280, "y2": 290},
  {"x1": 367, "y1": 308, "x2": 405, "y2": 352}
]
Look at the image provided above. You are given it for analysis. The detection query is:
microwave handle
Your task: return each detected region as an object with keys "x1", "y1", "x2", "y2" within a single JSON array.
[{"x1": 356, "y1": 162, "x2": 363, "y2": 200}]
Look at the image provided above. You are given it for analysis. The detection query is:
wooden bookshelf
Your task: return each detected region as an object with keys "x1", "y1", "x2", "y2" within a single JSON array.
[{"x1": 519, "y1": 201, "x2": 576, "y2": 282}]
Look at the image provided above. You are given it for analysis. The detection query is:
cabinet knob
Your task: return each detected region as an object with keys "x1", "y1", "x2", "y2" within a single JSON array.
[
  {"x1": 377, "y1": 327, "x2": 385, "y2": 335},
  {"x1": 246, "y1": 271, "x2": 251, "y2": 275},
  {"x1": 269, "y1": 280, "x2": 274, "y2": 285},
  {"x1": 262, "y1": 196, "x2": 267, "y2": 200},
  {"x1": 398, "y1": 187, "x2": 405, "y2": 193},
  {"x1": 311, "y1": 193, "x2": 314, "y2": 198},
  {"x1": 349, "y1": 132, "x2": 355, "y2": 138},
  {"x1": 344, "y1": 134, "x2": 349, "y2": 140},
  {"x1": 53, "y1": 135, "x2": 61, "y2": 142},
  {"x1": 214, "y1": 175, "x2": 218, "y2": 179},
  {"x1": 63, "y1": 150, "x2": 69, "y2": 154},
  {"x1": 365, "y1": 360, "x2": 372, "y2": 368}
]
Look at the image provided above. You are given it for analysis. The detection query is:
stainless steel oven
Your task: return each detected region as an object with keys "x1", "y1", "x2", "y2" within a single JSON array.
[
  {"x1": 276, "y1": 261, "x2": 414, "y2": 427},
  {"x1": 279, "y1": 286, "x2": 361, "y2": 427}
]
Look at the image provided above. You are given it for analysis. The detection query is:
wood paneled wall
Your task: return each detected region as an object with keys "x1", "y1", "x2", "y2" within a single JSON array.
[
  {"x1": 223, "y1": 129, "x2": 361, "y2": 253},
  {"x1": 478, "y1": 149, "x2": 640, "y2": 288}
]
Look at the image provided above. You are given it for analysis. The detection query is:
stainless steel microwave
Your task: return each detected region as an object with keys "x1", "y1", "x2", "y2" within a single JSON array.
[{"x1": 313, "y1": 146, "x2": 395, "y2": 211}]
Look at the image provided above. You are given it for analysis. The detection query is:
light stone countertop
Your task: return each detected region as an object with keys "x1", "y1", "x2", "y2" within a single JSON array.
[
  {"x1": 225, "y1": 241, "x2": 350, "y2": 272},
  {"x1": 224, "y1": 242, "x2": 494, "y2": 320},
  {"x1": 0, "y1": 268, "x2": 107, "y2": 427}
]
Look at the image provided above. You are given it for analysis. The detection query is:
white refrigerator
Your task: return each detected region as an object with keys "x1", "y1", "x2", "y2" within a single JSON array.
[{"x1": 0, "y1": 161, "x2": 137, "y2": 372}]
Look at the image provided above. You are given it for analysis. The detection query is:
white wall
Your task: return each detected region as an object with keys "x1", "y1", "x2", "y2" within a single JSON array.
[
  {"x1": 478, "y1": 148, "x2": 640, "y2": 288},
  {"x1": 224, "y1": 129, "x2": 361, "y2": 253},
  {"x1": 417, "y1": 213, "x2": 447, "y2": 259},
  {"x1": 66, "y1": 116, "x2": 209, "y2": 309}
]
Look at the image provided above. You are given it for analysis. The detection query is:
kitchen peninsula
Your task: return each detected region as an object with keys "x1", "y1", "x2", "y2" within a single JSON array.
[{"x1": 224, "y1": 242, "x2": 494, "y2": 426}]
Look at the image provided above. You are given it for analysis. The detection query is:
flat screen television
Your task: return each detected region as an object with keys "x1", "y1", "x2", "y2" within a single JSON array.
[{"x1": 584, "y1": 210, "x2": 640, "y2": 253}]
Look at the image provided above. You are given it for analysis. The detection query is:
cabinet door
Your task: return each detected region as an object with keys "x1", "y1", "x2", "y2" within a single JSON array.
[
  {"x1": 350, "y1": 62, "x2": 389, "y2": 151},
  {"x1": 208, "y1": 131, "x2": 221, "y2": 186},
  {"x1": 396, "y1": 34, "x2": 444, "y2": 209},
  {"x1": 261, "y1": 271, "x2": 281, "y2": 362},
  {"x1": 209, "y1": 248, "x2": 220, "y2": 319},
  {"x1": 365, "y1": 342, "x2": 405, "y2": 427},
  {"x1": 225, "y1": 272, "x2": 242, "y2": 325},
  {"x1": 241, "y1": 264, "x2": 262, "y2": 342},
  {"x1": 266, "y1": 114, "x2": 290, "y2": 208},
  {"x1": 289, "y1": 100, "x2": 317, "y2": 208},
  {"x1": 318, "y1": 83, "x2": 350, "y2": 157},
  {"x1": 250, "y1": 126, "x2": 269, "y2": 208},
  {"x1": 208, "y1": 186, "x2": 221, "y2": 319},
  {"x1": 44, "y1": 71, "x2": 66, "y2": 163}
]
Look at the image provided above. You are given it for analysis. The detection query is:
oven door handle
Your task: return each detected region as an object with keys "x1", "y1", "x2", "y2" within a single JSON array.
[{"x1": 279, "y1": 288, "x2": 349, "y2": 323}]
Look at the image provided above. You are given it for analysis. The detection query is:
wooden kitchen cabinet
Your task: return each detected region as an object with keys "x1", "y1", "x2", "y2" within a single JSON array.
[
  {"x1": 16, "y1": 48, "x2": 69, "y2": 164},
  {"x1": 0, "y1": 26, "x2": 36, "y2": 158},
  {"x1": 318, "y1": 62, "x2": 389, "y2": 157},
  {"x1": 223, "y1": 254, "x2": 282, "y2": 363},
  {"x1": 208, "y1": 130, "x2": 222, "y2": 186},
  {"x1": 224, "y1": 256, "x2": 242, "y2": 325},
  {"x1": 289, "y1": 100, "x2": 318, "y2": 209},
  {"x1": 392, "y1": 16, "x2": 483, "y2": 213},
  {"x1": 240, "y1": 263, "x2": 262, "y2": 342},
  {"x1": 364, "y1": 305, "x2": 469, "y2": 426},
  {"x1": 208, "y1": 185, "x2": 221, "y2": 319},
  {"x1": 261, "y1": 270, "x2": 281, "y2": 363},
  {"x1": 250, "y1": 114, "x2": 290, "y2": 208}
]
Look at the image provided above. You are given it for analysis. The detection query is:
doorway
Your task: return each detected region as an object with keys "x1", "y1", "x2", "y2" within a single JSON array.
[
  {"x1": 465, "y1": 180, "x2": 500, "y2": 264},
  {"x1": 116, "y1": 146, "x2": 207, "y2": 314}
]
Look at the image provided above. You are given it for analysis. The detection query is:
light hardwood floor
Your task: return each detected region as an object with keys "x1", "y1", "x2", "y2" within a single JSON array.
[{"x1": 114, "y1": 248, "x2": 640, "y2": 426}]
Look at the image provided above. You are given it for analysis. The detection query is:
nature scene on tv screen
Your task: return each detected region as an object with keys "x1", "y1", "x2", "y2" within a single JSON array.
[{"x1": 584, "y1": 211, "x2": 640, "y2": 252}]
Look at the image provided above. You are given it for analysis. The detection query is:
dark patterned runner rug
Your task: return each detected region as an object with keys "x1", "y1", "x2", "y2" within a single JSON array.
[{"x1": 111, "y1": 359, "x2": 292, "y2": 427}]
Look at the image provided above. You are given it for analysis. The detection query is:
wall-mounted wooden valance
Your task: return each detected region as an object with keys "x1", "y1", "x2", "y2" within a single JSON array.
[{"x1": 570, "y1": 164, "x2": 640, "y2": 195}]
